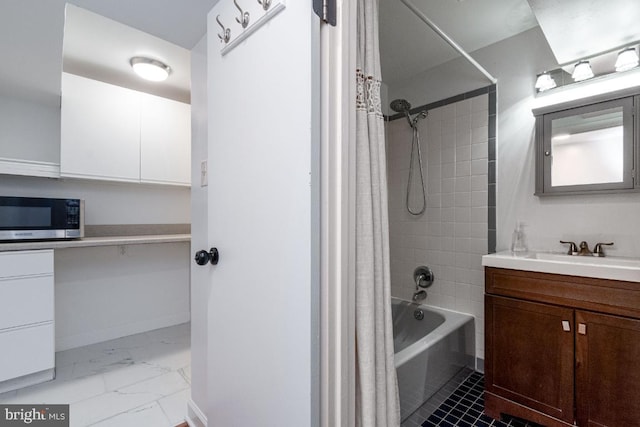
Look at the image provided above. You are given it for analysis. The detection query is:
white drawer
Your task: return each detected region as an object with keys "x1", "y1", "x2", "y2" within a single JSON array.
[
  {"x1": 0, "y1": 323, "x2": 54, "y2": 382},
  {"x1": 0, "y1": 275, "x2": 54, "y2": 330},
  {"x1": 0, "y1": 250, "x2": 54, "y2": 279}
]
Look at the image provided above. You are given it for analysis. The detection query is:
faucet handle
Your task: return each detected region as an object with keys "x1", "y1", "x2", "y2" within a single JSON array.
[
  {"x1": 560, "y1": 240, "x2": 578, "y2": 255},
  {"x1": 593, "y1": 242, "x2": 614, "y2": 257}
]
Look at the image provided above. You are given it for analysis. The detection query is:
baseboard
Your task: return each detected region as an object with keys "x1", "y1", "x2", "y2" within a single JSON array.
[
  {"x1": 55, "y1": 312, "x2": 191, "y2": 351},
  {"x1": 0, "y1": 368, "x2": 55, "y2": 394},
  {"x1": 186, "y1": 399, "x2": 207, "y2": 427},
  {"x1": 476, "y1": 357, "x2": 485, "y2": 373}
]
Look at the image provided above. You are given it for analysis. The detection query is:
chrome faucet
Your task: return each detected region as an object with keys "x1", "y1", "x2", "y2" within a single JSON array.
[
  {"x1": 593, "y1": 242, "x2": 614, "y2": 257},
  {"x1": 412, "y1": 290, "x2": 427, "y2": 302},
  {"x1": 412, "y1": 266, "x2": 433, "y2": 302},
  {"x1": 560, "y1": 240, "x2": 614, "y2": 257},
  {"x1": 577, "y1": 241, "x2": 592, "y2": 256},
  {"x1": 560, "y1": 240, "x2": 578, "y2": 255}
]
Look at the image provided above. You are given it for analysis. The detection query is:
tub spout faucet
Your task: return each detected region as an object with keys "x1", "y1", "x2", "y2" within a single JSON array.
[{"x1": 412, "y1": 290, "x2": 427, "y2": 302}]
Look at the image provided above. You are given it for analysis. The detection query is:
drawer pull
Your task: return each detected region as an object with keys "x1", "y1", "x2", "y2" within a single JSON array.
[
  {"x1": 562, "y1": 320, "x2": 571, "y2": 332},
  {"x1": 578, "y1": 323, "x2": 587, "y2": 335}
]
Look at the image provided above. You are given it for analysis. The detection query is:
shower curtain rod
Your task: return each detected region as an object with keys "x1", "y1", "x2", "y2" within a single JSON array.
[{"x1": 399, "y1": 0, "x2": 498, "y2": 85}]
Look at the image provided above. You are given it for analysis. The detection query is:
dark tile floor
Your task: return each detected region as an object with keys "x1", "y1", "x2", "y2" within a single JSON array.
[{"x1": 420, "y1": 372, "x2": 541, "y2": 427}]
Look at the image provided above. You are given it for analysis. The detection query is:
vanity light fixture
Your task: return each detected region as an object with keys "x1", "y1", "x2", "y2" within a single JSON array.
[
  {"x1": 615, "y1": 47, "x2": 639, "y2": 72},
  {"x1": 130, "y1": 57, "x2": 171, "y2": 82},
  {"x1": 572, "y1": 60, "x2": 594, "y2": 82},
  {"x1": 535, "y1": 72, "x2": 557, "y2": 92}
]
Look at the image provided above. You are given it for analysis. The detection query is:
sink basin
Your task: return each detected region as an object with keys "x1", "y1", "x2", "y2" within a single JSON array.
[
  {"x1": 531, "y1": 252, "x2": 640, "y2": 268},
  {"x1": 483, "y1": 251, "x2": 640, "y2": 283}
]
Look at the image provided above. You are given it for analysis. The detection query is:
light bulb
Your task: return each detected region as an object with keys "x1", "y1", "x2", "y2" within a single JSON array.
[
  {"x1": 615, "y1": 47, "x2": 639, "y2": 72},
  {"x1": 572, "y1": 61, "x2": 594, "y2": 82},
  {"x1": 535, "y1": 72, "x2": 556, "y2": 92},
  {"x1": 130, "y1": 57, "x2": 171, "y2": 82}
]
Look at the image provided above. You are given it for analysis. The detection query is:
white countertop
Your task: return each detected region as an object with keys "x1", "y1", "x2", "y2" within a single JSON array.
[
  {"x1": 0, "y1": 234, "x2": 191, "y2": 252},
  {"x1": 483, "y1": 250, "x2": 640, "y2": 283}
]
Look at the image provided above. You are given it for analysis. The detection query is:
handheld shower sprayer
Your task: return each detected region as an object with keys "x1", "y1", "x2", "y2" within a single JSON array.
[{"x1": 389, "y1": 99, "x2": 428, "y2": 216}]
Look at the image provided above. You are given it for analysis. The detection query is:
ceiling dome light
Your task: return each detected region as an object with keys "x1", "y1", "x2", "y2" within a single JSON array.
[
  {"x1": 130, "y1": 57, "x2": 171, "y2": 82},
  {"x1": 571, "y1": 60, "x2": 594, "y2": 82},
  {"x1": 615, "y1": 47, "x2": 639, "y2": 72},
  {"x1": 535, "y1": 72, "x2": 557, "y2": 92}
]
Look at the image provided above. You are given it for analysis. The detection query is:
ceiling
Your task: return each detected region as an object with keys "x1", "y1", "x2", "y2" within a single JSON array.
[
  {"x1": 2, "y1": 0, "x2": 640, "y2": 107},
  {"x1": 63, "y1": 5, "x2": 192, "y2": 103},
  {"x1": 379, "y1": 0, "x2": 539, "y2": 86},
  {"x1": 379, "y1": 0, "x2": 640, "y2": 87},
  {"x1": 0, "y1": 0, "x2": 218, "y2": 105},
  {"x1": 528, "y1": 0, "x2": 640, "y2": 65}
]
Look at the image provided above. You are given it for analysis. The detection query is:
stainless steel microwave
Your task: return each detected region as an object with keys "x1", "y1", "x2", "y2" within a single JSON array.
[{"x1": 0, "y1": 197, "x2": 84, "y2": 241}]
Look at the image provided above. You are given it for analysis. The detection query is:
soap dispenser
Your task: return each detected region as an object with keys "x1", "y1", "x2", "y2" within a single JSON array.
[{"x1": 511, "y1": 221, "x2": 528, "y2": 255}]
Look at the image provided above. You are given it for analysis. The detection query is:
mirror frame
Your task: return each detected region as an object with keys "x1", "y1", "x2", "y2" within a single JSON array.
[{"x1": 533, "y1": 88, "x2": 640, "y2": 196}]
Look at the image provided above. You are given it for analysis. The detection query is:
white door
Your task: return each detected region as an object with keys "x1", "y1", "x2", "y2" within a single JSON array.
[{"x1": 202, "y1": 2, "x2": 319, "y2": 425}]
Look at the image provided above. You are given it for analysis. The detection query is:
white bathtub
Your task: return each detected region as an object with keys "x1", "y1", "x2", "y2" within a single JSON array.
[{"x1": 392, "y1": 297, "x2": 475, "y2": 421}]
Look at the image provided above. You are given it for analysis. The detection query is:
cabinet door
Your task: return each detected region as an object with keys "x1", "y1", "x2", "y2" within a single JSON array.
[
  {"x1": 140, "y1": 93, "x2": 191, "y2": 186},
  {"x1": 61, "y1": 73, "x2": 141, "y2": 182},
  {"x1": 485, "y1": 295, "x2": 574, "y2": 423},
  {"x1": 0, "y1": 323, "x2": 54, "y2": 382},
  {"x1": 576, "y1": 311, "x2": 640, "y2": 427}
]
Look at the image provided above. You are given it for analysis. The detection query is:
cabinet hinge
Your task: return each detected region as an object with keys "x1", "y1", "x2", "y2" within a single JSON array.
[{"x1": 313, "y1": 0, "x2": 336, "y2": 26}]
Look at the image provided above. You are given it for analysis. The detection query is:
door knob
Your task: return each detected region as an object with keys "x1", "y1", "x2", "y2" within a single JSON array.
[{"x1": 194, "y1": 248, "x2": 219, "y2": 265}]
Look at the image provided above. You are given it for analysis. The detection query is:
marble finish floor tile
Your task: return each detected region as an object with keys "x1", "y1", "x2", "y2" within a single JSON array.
[
  {"x1": 89, "y1": 402, "x2": 172, "y2": 427},
  {"x1": 0, "y1": 323, "x2": 191, "y2": 427},
  {"x1": 158, "y1": 389, "x2": 191, "y2": 425}
]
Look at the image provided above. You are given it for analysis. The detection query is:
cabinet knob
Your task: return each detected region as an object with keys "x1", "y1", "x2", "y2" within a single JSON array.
[
  {"x1": 562, "y1": 320, "x2": 571, "y2": 332},
  {"x1": 578, "y1": 323, "x2": 587, "y2": 335}
]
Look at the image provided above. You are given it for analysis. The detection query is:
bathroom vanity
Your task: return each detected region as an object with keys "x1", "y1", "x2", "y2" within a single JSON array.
[{"x1": 483, "y1": 252, "x2": 640, "y2": 427}]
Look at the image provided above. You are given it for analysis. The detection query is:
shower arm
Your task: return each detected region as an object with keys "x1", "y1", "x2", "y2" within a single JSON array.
[{"x1": 399, "y1": 0, "x2": 497, "y2": 85}]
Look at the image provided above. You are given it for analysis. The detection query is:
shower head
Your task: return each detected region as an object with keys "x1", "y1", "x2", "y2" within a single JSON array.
[
  {"x1": 390, "y1": 99, "x2": 414, "y2": 127},
  {"x1": 390, "y1": 99, "x2": 412, "y2": 113}
]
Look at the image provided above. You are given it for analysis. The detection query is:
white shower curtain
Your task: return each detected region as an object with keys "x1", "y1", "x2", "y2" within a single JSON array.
[{"x1": 355, "y1": 0, "x2": 401, "y2": 426}]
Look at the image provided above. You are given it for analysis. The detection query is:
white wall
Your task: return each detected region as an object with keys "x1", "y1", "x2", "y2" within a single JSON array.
[
  {"x1": 188, "y1": 34, "x2": 208, "y2": 422},
  {"x1": 388, "y1": 26, "x2": 640, "y2": 258},
  {"x1": 55, "y1": 243, "x2": 190, "y2": 350},
  {"x1": 386, "y1": 95, "x2": 488, "y2": 360},
  {"x1": 0, "y1": 175, "x2": 190, "y2": 225},
  {"x1": 0, "y1": 95, "x2": 60, "y2": 164}
]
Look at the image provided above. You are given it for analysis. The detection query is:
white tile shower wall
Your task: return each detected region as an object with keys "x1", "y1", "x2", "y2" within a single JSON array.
[{"x1": 387, "y1": 94, "x2": 488, "y2": 360}]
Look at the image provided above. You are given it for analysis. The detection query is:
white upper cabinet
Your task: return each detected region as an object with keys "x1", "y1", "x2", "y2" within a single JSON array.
[
  {"x1": 61, "y1": 73, "x2": 141, "y2": 182},
  {"x1": 140, "y1": 93, "x2": 191, "y2": 185},
  {"x1": 60, "y1": 73, "x2": 191, "y2": 186}
]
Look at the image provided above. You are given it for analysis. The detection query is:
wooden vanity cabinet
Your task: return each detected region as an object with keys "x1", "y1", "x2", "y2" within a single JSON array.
[
  {"x1": 485, "y1": 295, "x2": 574, "y2": 424},
  {"x1": 485, "y1": 267, "x2": 640, "y2": 427},
  {"x1": 575, "y1": 311, "x2": 640, "y2": 427}
]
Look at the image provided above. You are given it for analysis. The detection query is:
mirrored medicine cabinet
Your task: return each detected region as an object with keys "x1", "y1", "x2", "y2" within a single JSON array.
[{"x1": 533, "y1": 88, "x2": 640, "y2": 196}]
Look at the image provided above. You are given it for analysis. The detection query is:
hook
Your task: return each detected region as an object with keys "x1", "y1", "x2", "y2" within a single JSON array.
[
  {"x1": 234, "y1": 0, "x2": 250, "y2": 28},
  {"x1": 216, "y1": 15, "x2": 230, "y2": 43},
  {"x1": 257, "y1": 0, "x2": 271, "y2": 11}
]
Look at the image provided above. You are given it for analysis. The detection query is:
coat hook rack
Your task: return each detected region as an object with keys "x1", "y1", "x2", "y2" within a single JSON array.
[
  {"x1": 257, "y1": 0, "x2": 271, "y2": 11},
  {"x1": 234, "y1": 0, "x2": 250, "y2": 28},
  {"x1": 216, "y1": 15, "x2": 231, "y2": 43}
]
